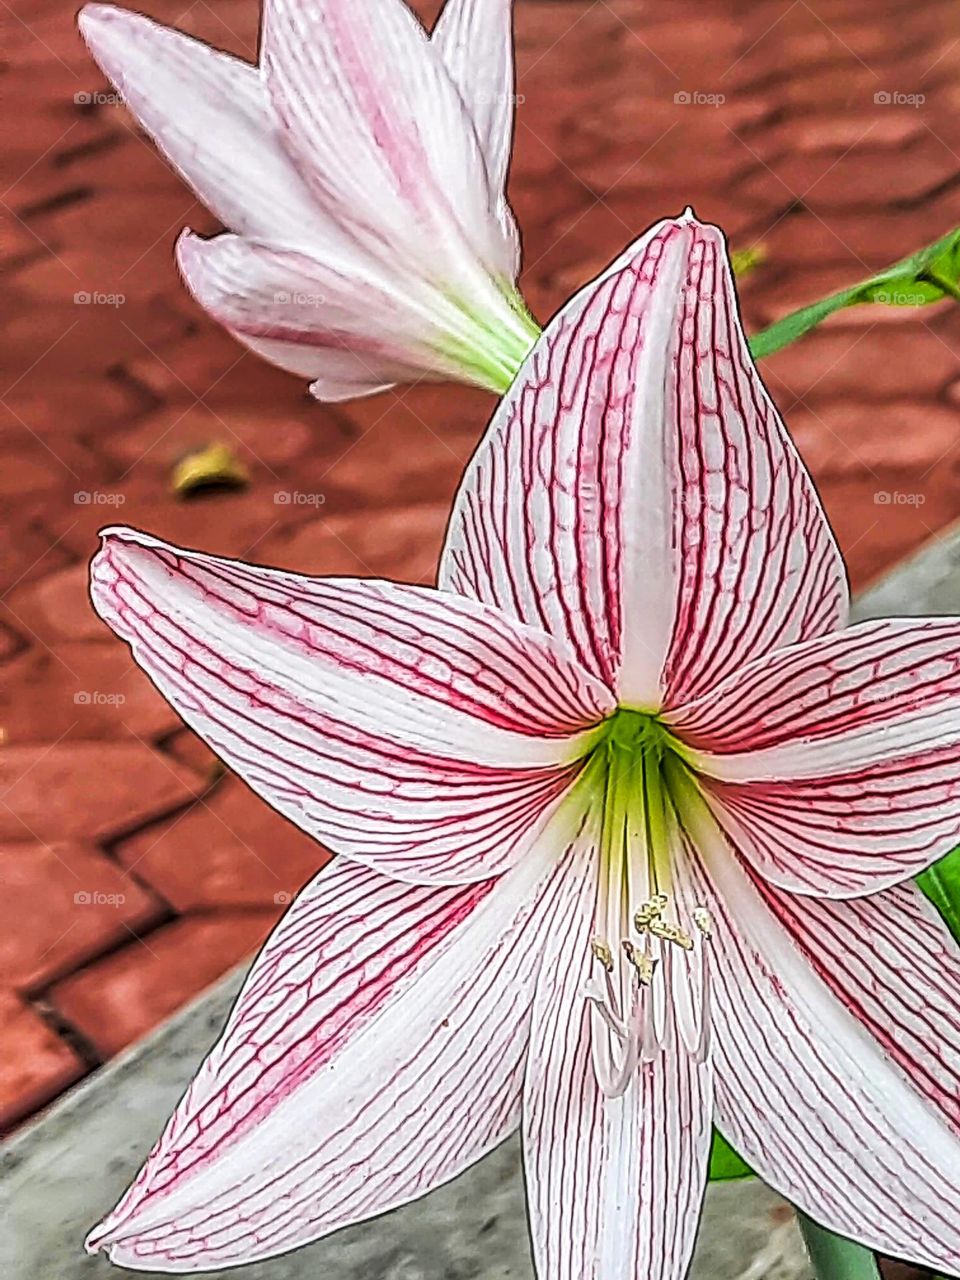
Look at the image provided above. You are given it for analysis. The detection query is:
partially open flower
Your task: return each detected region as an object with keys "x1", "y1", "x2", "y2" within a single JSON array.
[
  {"x1": 87, "y1": 212, "x2": 960, "y2": 1276},
  {"x1": 78, "y1": 0, "x2": 539, "y2": 400}
]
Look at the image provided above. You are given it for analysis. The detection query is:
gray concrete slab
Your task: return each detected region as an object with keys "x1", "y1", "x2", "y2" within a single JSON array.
[
  {"x1": 852, "y1": 519, "x2": 960, "y2": 621},
  {"x1": 8, "y1": 520, "x2": 960, "y2": 1280}
]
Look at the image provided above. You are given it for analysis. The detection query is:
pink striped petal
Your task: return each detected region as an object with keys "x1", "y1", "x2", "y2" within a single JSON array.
[
  {"x1": 681, "y1": 825, "x2": 960, "y2": 1272},
  {"x1": 77, "y1": 5, "x2": 330, "y2": 247},
  {"x1": 176, "y1": 231, "x2": 514, "y2": 396},
  {"x1": 87, "y1": 849, "x2": 567, "y2": 1269},
  {"x1": 671, "y1": 618, "x2": 960, "y2": 896},
  {"x1": 432, "y1": 0, "x2": 521, "y2": 278},
  {"x1": 176, "y1": 231, "x2": 429, "y2": 396},
  {"x1": 440, "y1": 212, "x2": 847, "y2": 707},
  {"x1": 432, "y1": 0, "x2": 516, "y2": 206},
  {"x1": 90, "y1": 528, "x2": 613, "y2": 884},
  {"x1": 261, "y1": 0, "x2": 513, "y2": 284},
  {"x1": 522, "y1": 836, "x2": 713, "y2": 1280}
]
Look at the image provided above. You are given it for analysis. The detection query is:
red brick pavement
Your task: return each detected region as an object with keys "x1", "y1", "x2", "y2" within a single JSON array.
[{"x1": 3, "y1": 0, "x2": 960, "y2": 1130}]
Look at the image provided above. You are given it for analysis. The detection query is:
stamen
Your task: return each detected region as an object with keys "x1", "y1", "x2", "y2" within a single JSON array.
[
  {"x1": 577, "y1": 710, "x2": 717, "y2": 1095},
  {"x1": 633, "y1": 893, "x2": 669, "y2": 930},
  {"x1": 648, "y1": 919, "x2": 694, "y2": 950},
  {"x1": 591, "y1": 938, "x2": 615, "y2": 973},
  {"x1": 622, "y1": 939, "x2": 657, "y2": 985},
  {"x1": 693, "y1": 943, "x2": 712, "y2": 1063},
  {"x1": 693, "y1": 906, "x2": 713, "y2": 938}
]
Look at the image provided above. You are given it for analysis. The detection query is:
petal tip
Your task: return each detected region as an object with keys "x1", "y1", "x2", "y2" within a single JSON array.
[
  {"x1": 97, "y1": 523, "x2": 141, "y2": 547},
  {"x1": 84, "y1": 1218, "x2": 138, "y2": 1269},
  {"x1": 674, "y1": 206, "x2": 725, "y2": 244},
  {"x1": 77, "y1": 2, "x2": 115, "y2": 33},
  {"x1": 92, "y1": 526, "x2": 166, "y2": 581},
  {"x1": 83, "y1": 1217, "x2": 113, "y2": 1256},
  {"x1": 77, "y1": 2, "x2": 134, "y2": 49},
  {"x1": 173, "y1": 227, "x2": 204, "y2": 276}
]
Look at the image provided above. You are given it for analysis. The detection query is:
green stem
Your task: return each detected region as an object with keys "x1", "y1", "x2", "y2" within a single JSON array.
[{"x1": 796, "y1": 1211, "x2": 882, "y2": 1280}]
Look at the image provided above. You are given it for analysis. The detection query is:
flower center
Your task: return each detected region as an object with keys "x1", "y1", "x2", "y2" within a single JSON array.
[{"x1": 575, "y1": 710, "x2": 713, "y2": 1097}]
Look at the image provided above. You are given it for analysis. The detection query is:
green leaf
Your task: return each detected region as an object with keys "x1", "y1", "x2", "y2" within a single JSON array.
[
  {"x1": 708, "y1": 1128, "x2": 753, "y2": 1181},
  {"x1": 917, "y1": 844, "x2": 960, "y2": 945},
  {"x1": 796, "y1": 1211, "x2": 881, "y2": 1280},
  {"x1": 748, "y1": 225, "x2": 960, "y2": 360}
]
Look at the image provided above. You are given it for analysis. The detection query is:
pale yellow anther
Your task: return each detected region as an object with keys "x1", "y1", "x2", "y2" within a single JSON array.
[
  {"x1": 633, "y1": 894, "x2": 670, "y2": 932},
  {"x1": 622, "y1": 939, "x2": 658, "y2": 985},
  {"x1": 591, "y1": 938, "x2": 615, "y2": 973},
  {"x1": 649, "y1": 920, "x2": 695, "y2": 950},
  {"x1": 693, "y1": 907, "x2": 713, "y2": 938}
]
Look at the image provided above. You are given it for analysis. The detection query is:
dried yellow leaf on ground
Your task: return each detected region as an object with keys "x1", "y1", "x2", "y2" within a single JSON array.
[{"x1": 170, "y1": 443, "x2": 249, "y2": 498}]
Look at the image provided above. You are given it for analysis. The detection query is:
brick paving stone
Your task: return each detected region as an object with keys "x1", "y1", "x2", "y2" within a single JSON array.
[
  {"x1": 0, "y1": 841, "x2": 163, "y2": 991},
  {"x1": 115, "y1": 778, "x2": 328, "y2": 911},
  {"x1": 763, "y1": 326, "x2": 960, "y2": 404},
  {"x1": 759, "y1": 110, "x2": 926, "y2": 153},
  {"x1": 0, "y1": 743, "x2": 205, "y2": 843},
  {"x1": 259, "y1": 502, "x2": 452, "y2": 583},
  {"x1": 738, "y1": 141, "x2": 960, "y2": 212},
  {"x1": 48, "y1": 911, "x2": 283, "y2": 1057},
  {"x1": 161, "y1": 728, "x2": 221, "y2": 778},
  {"x1": 0, "y1": 623, "x2": 26, "y2": 663},
  {"x1": 117, "y1": 329, "x2": 303, "y2": 405},
  {"x1": 819, "y1": 471, "x2": 955, "y2": 589},
  {"x1": 2, "y1": 373, "x2": 159, "y2": 444},
  {"x1": 0, "y1": 990, "x2": 84, "y2": 1133},
  {"x1": 306, "y1": 395, "x2": 487, "y2": 511},
  {"x1": 0, "y1": 641, "x2": 182, "y2": 743},
  {"x1": 5, "y1": 0, "x2": 960, "y2": 1125},
  {"x1": 758, "y1": 200, "x2": 960, "y2": 268},
  {"x1": 3, "y1": 563, "x2": 117, "y2": 647},
  {"x1": 97, "y1": 403, "x2": 319, "y2": 475},
  {"x1": 0, "y1": 429, "x2": 94, "y2": 500},
  {"x1": 784, "y1": 399, "x2": 960, "y2": 481},
  {"x1": 0, "y1": 517, "x2": 75, "y2": 598}
]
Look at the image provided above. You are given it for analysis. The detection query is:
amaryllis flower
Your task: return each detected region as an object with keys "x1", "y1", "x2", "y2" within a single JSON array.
[
  {"x1": 87, "y1": 212, "x2": 960, "y2": 1275},
  {"x1": 78, "y1": 0, "x2": 539, "y2": 401}
]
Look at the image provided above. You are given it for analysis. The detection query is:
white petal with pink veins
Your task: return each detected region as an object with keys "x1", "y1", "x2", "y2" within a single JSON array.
[
  {"x1": 80, "y1": 0, "x2": 536, "y2": 400},
  {"x1": 671, "y1": 618, "x2": 960, "y2": 895},
  {"x1": 433, "y1": 0, "x2": 516, "y2": 194},
  {"x1": 261, "y1": 0, "x2": 512, "y2": 284},
  {"x1": 432, "y1": 0, "x2": 521, "y2": 277},
  {"x1": 678, "y1": 798, "x2": 960, "y2": 1273},
  {"x1": 440, "y1": 212, "x2": 847, "y2": 708},
  {"x1": 228, "y1": 333, "x2": 398, "y2": 402},
  {"x1": 523, "y1": 833, "x2": 714, "y2": 1280},
  {"x1": 176, "y1": 231, "x2": 522, "y2": 394},
  {"x1": 87, "y1": 845, "x2": 580, "y2": 1270},
  {"x1": 78, "y1": 5, "x2": 331, "y2": 248},
  {"x1": 90, "y1": 528, "x2": 613, "y2": 884}
]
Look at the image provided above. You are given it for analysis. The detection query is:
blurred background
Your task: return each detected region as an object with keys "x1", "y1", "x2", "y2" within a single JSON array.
[{"x1": 3, "y1": 0, "x2": 960, "y2": 1132}]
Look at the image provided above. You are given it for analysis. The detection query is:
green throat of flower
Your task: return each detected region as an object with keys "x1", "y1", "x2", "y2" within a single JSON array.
[
  {"x1": 571, "y1": 709, "x2": 713, "y2": 1096},
  {"x1": 433, "y1": 280, "x2": 541, "y2": 393},
  {"x1": 583, "y1": 708, "x2": 697, "y2": 905}
]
